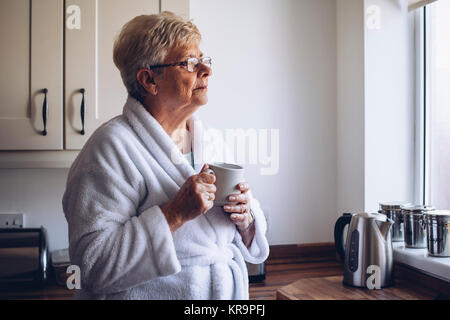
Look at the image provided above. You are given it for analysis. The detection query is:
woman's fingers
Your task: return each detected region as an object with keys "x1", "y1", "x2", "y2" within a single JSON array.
[
  {"x1": 237, "y1": 182, "x2": 250, "y2": 193},
  {"x1": 199, "y1": 189, "x2": 214, "y2": 213},
  {"x1": 226, "y1": 182, "x2": 250, "y2": 203},
  {"x1": 224, "y1": 201, "x2": 252, "y2": 229},
  {"x1": 195, "y1": 177, "x2": 216, "y2": 195},
  {"x1": 227, "y1": 193, "x2": 248, "y2": 203},
  {"x1": 230, "y1": 212, "x2": 250, "y2": 230},
  {"x1": 199, "y1": 170, "x2": 216, "y2": 184},
  {"x1": 230, "y1": 213, "x2": 245, "y2": 221},
  {"x1": 223, "y1": 204, "x2": 248, "y2": 213}
]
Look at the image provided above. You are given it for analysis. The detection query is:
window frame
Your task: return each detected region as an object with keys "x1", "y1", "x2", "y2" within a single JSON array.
[
  {"x1": 392, "y1": 3, "x2": 450, "y2": 282},
  {"x1": 415, "y1": 6, "x2": 432, "y2": 206}
]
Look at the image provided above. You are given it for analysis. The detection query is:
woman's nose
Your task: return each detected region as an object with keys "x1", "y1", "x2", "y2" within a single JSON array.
[{"x1": 198, "y1": 63, "x2": 212, "y2": 78}]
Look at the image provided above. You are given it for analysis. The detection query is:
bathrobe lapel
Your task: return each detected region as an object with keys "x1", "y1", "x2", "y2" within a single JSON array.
[{"x1": 122, "y1": 96, "x2": 198, "y2": 188}]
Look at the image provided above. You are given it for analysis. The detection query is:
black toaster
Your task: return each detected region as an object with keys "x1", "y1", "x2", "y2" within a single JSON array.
[{"x1": 0, "y1": 227, "x2": 48, "y2": 287}]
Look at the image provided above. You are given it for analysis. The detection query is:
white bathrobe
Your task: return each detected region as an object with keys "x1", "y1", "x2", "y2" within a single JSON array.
[{"x1": 62, "y1": 96, "x2": 269, "y2": 300}]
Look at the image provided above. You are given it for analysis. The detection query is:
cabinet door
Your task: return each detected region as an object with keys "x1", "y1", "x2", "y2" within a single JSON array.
[
  {"x1": 65, "y1": 0, "x2": 189, "y2": 150},
  {"x1": 0, "y1": 0, "x2": 63, "y2": 150}
]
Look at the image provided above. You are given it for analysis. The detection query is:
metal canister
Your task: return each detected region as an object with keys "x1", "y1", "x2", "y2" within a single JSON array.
[
  {"x1": 423, "y1": 210, "x2": 450, "y2": 257},
  {"x1": 379, "y1": 202, "x2": 410, "y2": 242},
  {"x1": 401, "y1": 205, "x2": 435, "y2": 248}
]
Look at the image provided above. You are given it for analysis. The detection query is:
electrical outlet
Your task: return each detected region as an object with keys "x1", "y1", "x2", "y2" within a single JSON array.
[{"x1": 0, "y1": 213, "x2": 25, "y2": 228}]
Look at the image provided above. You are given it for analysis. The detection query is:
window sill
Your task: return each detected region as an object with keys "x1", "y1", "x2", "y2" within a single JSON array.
[{"x1": 393, "y1": 242, "x2": 450, "y2": 282}]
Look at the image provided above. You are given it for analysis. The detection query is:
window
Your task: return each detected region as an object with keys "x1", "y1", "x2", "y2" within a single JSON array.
[
  {"x1": 428, "y1": 1, "x2": 450, "y2": 208},
  {"x1": 419, "y1": 1, "x2": 450, "y2": 208}
]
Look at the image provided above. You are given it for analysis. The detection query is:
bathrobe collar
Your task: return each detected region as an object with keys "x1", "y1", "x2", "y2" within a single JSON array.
[{"x1": 122, "y1": 95, "x2": 205, "y2": 187}]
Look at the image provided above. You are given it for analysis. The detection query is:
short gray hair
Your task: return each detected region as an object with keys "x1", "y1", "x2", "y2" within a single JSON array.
[{"x1": 113, "y1": 12, "x2": 202, "y2": 103}]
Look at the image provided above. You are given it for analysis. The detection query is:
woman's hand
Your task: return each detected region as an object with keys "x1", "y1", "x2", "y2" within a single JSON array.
[
  {"x1": 223, "y1": 182, "x2": 254, "y2": 231},
  {"x1": 161, "y1": 164, "x2": 216, "y2": 232}
]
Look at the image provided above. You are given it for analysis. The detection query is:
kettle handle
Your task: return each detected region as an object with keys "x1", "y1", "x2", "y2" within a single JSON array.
[{"x1": 334, "y1": 213, "x2": 352, "y2": 261}]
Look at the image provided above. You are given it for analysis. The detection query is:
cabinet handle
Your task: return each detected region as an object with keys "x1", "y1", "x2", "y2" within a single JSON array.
[
  {"x1": 80, "y1": 88, "x2": 86, "y2": 135},
  {"x1": 42, "y1": 88, "x2": 48, "y2": 136}
]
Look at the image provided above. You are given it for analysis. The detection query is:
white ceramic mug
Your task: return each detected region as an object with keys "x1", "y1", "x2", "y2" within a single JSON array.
[{"x1": 205, "y1": 162, "x2": 245, "y2": 207}]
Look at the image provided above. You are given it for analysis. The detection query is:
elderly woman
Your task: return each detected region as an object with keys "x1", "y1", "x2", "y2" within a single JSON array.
[{"x1": 62, "y1": 12, "x2": 269, "y2": 300}]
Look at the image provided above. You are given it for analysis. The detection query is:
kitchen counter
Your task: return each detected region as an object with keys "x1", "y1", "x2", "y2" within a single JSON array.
[
  {"x1": 276, "y1": 261, "x2": 450, "y2": 300},
  {"x1": 277, "y1": 275, "x2": 439, "y2": 300},
  {"x1": 0, "y1": 283, "x2": 73, "y2": 300}
]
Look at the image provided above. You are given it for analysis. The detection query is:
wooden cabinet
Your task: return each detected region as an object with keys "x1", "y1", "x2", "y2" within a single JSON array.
[
  {"x1": 0, "y1": 0, "x2": 63, "y2": 150},
  {"x1": 0, "y1": 0, "x2": 189, "y2": 164},
  {"x1": 65, "y1": 0, "x2": 161, "y2": 150}
]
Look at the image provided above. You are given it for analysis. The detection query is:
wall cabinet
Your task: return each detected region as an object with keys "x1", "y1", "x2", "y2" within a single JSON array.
[
  {"x1": 0, "y1": 0, "x2": 188, "y2": 166},
  {"x1": 0, "y1": 0, "x2": 63, "y2": 150}
]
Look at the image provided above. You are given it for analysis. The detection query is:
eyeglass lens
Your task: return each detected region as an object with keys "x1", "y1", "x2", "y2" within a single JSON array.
[{"x1": 187, "y1": 57, "x2": 212, "y2": 72}]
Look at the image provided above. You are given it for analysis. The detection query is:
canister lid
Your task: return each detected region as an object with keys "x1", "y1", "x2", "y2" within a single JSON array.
[
  {"x1": 424, "y1": 210, "x2": 450, "y2": 223},
  {"x1": 379, "y1": 201, "x2": 411, "y2": 210},
  {"x1": 355, "y1": 212, "x2": 389, "y2": 221},
  {"x1": 401, "y1": 204, "x2": 435, "y2": 214},
  {"x1": 423, "y1": 210, "x2": 450, "y2": 216}
]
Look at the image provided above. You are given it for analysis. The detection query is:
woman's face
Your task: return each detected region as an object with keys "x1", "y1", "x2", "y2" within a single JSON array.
[{"x1": 156, "y1": 42, "x2": 211, "y2": 110}]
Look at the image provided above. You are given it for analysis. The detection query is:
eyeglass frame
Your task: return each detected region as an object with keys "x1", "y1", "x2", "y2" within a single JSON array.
[{"x1": 148, "y1": 57, "x2": 212, "y2": 73}]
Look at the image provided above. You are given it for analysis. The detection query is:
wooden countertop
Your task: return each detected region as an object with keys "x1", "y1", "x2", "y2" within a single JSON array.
[
  {"x1": 0, "y1": 283, "x2": 73, "y2": 300},
  {"x1": 276, "y1": 275, "x2": 440, "y2": 300}
]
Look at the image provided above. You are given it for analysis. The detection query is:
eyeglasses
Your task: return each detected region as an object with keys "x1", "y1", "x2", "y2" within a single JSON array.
[{"x1": 149, "y1": 57, "x2": 212, "y2": 73}]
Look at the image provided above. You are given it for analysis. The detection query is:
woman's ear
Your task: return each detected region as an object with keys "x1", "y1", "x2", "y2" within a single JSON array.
[{"x1": 136, "y1": 69, "x2": 158, "y2": 95}]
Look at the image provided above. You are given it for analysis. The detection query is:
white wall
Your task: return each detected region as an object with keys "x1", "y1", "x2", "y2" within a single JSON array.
[
  {"x1": 190, "y1": 0, "x2": 338, "y2": 244},
  {"x1": 0, "y1": 169, "x2": 69, "y2": 251},
  {"x1": 336, "y1": 0, "x2": 416, "y2": 215},
  {"x1": 364, "y1": 0, "x2": 416, "y2": 211},
  {"x1": 336, "y1": 0, "x2": 366, "y2": 215}
]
